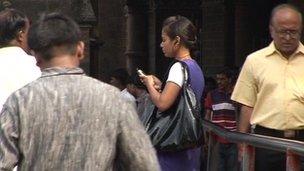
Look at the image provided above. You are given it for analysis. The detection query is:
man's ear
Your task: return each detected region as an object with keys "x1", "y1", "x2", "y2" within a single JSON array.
[
  {"x1": 269, "y1": 25, "x2": 275, "y2": 39},
  {"x1": 76, "y1": 41, "x2": 85, "y2": 60},
  {"x1": 16, "y1": 30, "x2": 26, "y2": 43}
]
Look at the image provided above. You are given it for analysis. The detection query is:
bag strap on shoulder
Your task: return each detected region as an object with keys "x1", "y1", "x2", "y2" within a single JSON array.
[{"x1": 179, "y1": 61, "x2": 191, "y2": 86}]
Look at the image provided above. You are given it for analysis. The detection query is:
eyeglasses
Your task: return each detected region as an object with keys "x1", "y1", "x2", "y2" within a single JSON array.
[{"x1": 274, "y1": 29, "x2": 301, "y2": 39}]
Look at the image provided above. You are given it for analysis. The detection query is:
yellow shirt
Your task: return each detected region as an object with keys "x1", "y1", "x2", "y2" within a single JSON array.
[{"x1": 231, "y1": 42, "x2": 304, "y2": 130}]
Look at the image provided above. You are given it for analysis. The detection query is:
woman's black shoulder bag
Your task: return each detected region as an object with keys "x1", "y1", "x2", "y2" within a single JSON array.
[{"x1": 140, "y1": 61, "x2": 203, "y2": 152}]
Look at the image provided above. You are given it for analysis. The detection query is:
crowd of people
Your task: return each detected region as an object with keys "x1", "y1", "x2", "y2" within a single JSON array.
[{"x1": 1, "y1": 3, "x2": 304, "y2": 171}]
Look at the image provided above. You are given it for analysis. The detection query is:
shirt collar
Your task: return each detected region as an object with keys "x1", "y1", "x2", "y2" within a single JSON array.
[
  {"x1": 296, "y1": 42, "x2": 304, "y2": 55},
  {"x1": 265, "y1": 41, "x2": 304, "y2": 57},
  {"x1": 0, "y1": 46, "x2": 28, "y2": 56},
  {"x1": 41, "y1": 67, "x2": 85, "y2": 77}
]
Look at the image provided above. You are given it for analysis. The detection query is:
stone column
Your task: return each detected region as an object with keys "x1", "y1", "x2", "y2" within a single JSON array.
[
  {"x1": 201, "y1": 0, "x2": 232, "y2": 76},
  {"x1": 234, "y1": 0, "x2": 251, "y2": 67},
  {"x1": 72, "y1": 0, "x2": 96, "y2": 75},
  {"x1": 125, "y1": 0, "x2": 149, "y2": 75},
  {"x1": 147, "y1": 0, "x2": 156, "y2": 74}
]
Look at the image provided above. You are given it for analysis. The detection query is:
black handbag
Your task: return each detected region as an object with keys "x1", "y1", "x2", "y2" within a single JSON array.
[{"x1": 140, "y1": 61, "x2": 203, "y2": 152}]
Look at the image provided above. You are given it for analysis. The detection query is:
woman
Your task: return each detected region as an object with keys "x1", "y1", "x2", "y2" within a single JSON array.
[{"x1": 140, "y1": 15, "x2": 205, "y2": 171}]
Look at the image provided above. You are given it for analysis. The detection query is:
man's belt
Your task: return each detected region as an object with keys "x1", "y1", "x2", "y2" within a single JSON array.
[{"x1": 254, "y1": 125, "x2": 304, "y2": 140}]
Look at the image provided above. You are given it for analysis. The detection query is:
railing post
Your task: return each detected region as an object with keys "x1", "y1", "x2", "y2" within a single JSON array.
[
  {"x1": 241, "y1": 144, "x2": 255, "y2": 171},
  {"x1": 286, "y1": 149, "x2": 301, "y2": 171}
]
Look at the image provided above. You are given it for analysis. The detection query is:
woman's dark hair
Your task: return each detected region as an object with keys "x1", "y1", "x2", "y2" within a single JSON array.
[
  {"x1": 28, "y1": 12, "x2": 82, "y2": 61},
  {"x1": 0, "y1": 8, "x2": 28, "y2": 47},
  {"x1": 162, "y1": 15, "x2": 198, "y2": 57}
]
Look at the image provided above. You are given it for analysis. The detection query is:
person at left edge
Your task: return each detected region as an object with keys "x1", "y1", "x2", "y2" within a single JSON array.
[{"x1": 0, "y1": 8, "x2": 41, "y2": 111}]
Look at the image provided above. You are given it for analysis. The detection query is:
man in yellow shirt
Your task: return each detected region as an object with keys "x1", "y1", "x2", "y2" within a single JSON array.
[{"x1": 231, "y1": 4, "x2": 304, "y2": 171}]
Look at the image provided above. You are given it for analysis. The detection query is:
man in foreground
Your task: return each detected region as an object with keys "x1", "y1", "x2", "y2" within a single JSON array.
[{"x1": 0, "y1": 12, "x2": 159, "y2": 171}]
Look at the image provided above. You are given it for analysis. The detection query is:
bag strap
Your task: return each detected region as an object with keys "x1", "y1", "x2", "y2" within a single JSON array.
[
  {"x1": 180, "y1": 61, "x2": 202, "y2": 118},
  {"x1": 179, "y1": 61, "x2": 191, "y2": 87}
]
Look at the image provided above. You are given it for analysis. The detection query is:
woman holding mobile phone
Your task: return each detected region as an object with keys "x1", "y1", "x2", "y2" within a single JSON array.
[{"x1": 140, "y1": 15, "x2": 205, "y2": 171}]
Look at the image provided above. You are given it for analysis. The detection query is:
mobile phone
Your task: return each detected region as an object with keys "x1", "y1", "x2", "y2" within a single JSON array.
[{"x1": 137, "y1": 68, "x2": 146, "y2": 77}]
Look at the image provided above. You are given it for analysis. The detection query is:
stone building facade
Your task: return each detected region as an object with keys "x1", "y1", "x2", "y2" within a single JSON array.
[
  {"x1": 0, "y1": 0, "x2": 96, "y2": 76},
  {"x1": 1, "y1": 0, "x2": 304, "y2": 81}
]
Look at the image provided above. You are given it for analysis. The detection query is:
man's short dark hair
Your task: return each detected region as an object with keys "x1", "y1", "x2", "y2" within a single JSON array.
[
  {"x1": 28, "y1": 13, "x2": 82, "y2": 61},
  {"x1": 217, "y1": 68, "x2": 233, "y2": 78},
  {"x1": 110, "y1": 68, "x2": 131, "y2": 87},
  {"x1": 130, "y1": 73, "x2": 145, "y2": 89},
  {"x1": 217, "y1": 67, "x2": 239, "y2": 84},
  {"x1": 0, "y1": 8, "x2": 28, "y2": 47}
]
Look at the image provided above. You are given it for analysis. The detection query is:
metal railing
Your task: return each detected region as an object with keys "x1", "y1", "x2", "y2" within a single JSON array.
[{"x1": 202, "y1": 119, "x2": 304, "y2": 171}]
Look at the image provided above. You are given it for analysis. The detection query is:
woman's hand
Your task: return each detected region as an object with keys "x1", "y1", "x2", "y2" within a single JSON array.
[
  {"x1": 140, "y1": 75, "x2": 162, "y2": 92},
  {"x1": 140, "y1": 75, "x2": 154, "y2": 87},
  {"x1": 152, "y1": 75, "x2": 162, "y2": 92},
  {"x1": 140, "y1": 74, "x2": 181, "y2": 111}
]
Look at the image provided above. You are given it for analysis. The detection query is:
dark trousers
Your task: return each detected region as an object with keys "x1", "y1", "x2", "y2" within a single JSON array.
[
  {"x1": 218, "y1": 143, "x2": 238, "y2": 171},
  {"x1": 254, "y1": 125, "x2": 304, "y2": 171},
  {"x1": 255, "y1": 146, "x2": 285, "y2": 171}
]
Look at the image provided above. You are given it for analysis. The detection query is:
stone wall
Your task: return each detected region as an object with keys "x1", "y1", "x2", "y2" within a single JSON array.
[
  {"x1": 4, "y1": 0, "x2": 304, "y2": 79},
  {"x1": 96, "y1": 0, "x2": 127, "y2": 81},
  {"x1": 201, "y1": 0, "x2": 229, "y2": 76},
  {"x1": 1, "y1": 0, "x2": 96, "y2": 75},
  {"x1": 234, "y1": 0, "x2": 253, "y2": 67}
]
